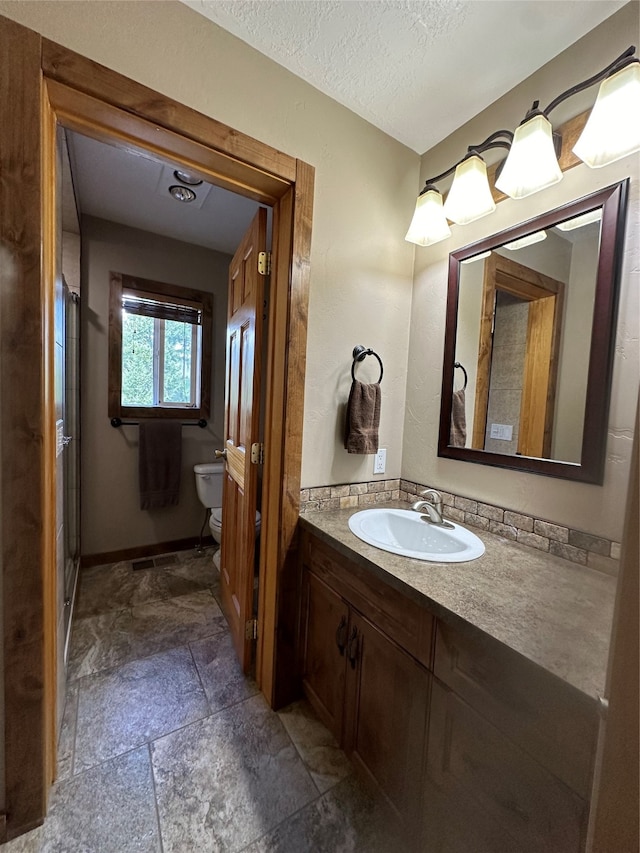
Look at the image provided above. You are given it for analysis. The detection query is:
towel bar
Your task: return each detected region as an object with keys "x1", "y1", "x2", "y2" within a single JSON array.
[
  {"x1": 351, "y1": 345, "x2": 383, "y2": 383},
  {"x1": 110, "y1": 417, "x2": 207, "y2": 428}
]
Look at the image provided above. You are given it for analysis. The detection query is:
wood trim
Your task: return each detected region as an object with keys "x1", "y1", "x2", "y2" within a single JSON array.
[
  {"x1": 0, "y1": 15, "x2": 48, "y2": 838},
  {"x1": 258, "y1": 159, "x2": 315, "y2": 708},
  {"x1": 41, "y1": 43, "x2": 297, "y2": 186},
  {"x1": 80, "y1": 536, "x2": 215, "y2": 570},
  {"x1": 471, "y1": 254, "x2": 497, "y2": 449},
  {"x1": 41, "y1": 83, "x2": 58, "y2": 794}
]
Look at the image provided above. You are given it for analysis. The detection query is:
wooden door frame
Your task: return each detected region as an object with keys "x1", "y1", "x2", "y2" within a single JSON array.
[
  {"x1": 471, "y1": 253, "x2": 564, "y2": 456},
  {"x1": 0, "y1": 16, "x2": 313, "y2": 840}
]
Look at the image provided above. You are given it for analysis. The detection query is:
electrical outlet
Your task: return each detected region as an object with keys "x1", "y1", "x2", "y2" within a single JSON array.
[{"x1": 373, "y1": 448, "x2": 386, "y2": 474}]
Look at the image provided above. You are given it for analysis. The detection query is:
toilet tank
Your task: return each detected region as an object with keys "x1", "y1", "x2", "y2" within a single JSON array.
[{"x1": 194, "y1": 461, "x2": 225, "y2": 508}]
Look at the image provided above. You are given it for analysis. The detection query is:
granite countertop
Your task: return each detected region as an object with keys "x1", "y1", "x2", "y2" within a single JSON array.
[{"x1": 299, "y1": 502, "x2": 617, "y2": 700}]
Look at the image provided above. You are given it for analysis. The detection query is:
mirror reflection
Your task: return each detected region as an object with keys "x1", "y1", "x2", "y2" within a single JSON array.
[
  {"x1": 439, "y1": 180, "x2": 628, "y2": 483},
  {"x1": 455, "y1": 210, "x2": 600, "y2": 463}
]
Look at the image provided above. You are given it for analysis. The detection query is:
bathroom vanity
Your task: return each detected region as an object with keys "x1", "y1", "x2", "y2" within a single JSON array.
[{"x1": 297, "y1": 504, "x2": 616, "y2": 853}]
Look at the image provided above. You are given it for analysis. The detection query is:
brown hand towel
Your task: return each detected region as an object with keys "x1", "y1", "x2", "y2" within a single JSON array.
[
  {"x1": 344, "y1": 380, "x2": 381, "y2": 455},
  {"x1": 449, "y1": 388, "x2": 467, "y2": 447},
  {"x1": 139, "y1": 420, "x2": 182, "y2": 510}
]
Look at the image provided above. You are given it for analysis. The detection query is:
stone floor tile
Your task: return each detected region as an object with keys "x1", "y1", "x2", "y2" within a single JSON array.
[
  {"x1": 56, "y1": 682, "x2": 79, "y2": 783},
  {"x1": 75, "y1": 560, "x2": 167, "y2": 618},
  {"x1": 74, "y1": 646, "x2": 211, "y2": 772},
  {"x1": 3, "y1": 747, "x2": 160, "y2": 853},
  {"x1": 245, "y1": 774, "x2": 403, "y2": 853},
  {"x1": 151, "y1": 694, "x2": 318, "y2": 853},
  {"x1": 277, "y1": 699, "x2": 352, "y2": 794},
  {"x1": 190, "y1": 631, "x2": 259, "y2": 713},
  {"x1": 68, "y1": 590, "x2": 226, "y2": 679}
]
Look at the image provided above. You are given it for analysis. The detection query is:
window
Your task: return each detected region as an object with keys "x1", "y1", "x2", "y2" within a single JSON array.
[{"x1": 109, "y1": 272, "x2": 213, "y2": 420}]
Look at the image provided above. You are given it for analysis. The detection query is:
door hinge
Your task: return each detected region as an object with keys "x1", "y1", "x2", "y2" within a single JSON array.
[
  {"x1": 250, "y1": 442, "x2": 264, "y2": 465},
  {"x1": 258, "y1": 251, "x2": 271, "y2": 276},
  {"x1": 245, "y1": 618, "x2": 258, "y2": 641}
]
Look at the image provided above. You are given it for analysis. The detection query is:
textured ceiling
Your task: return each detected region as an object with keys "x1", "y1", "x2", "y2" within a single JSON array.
[{"x1": 183, "y1": 0, "x2": 626, "y2": 153}]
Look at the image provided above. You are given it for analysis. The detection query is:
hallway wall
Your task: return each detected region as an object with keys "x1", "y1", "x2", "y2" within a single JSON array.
[{"x1": 81, "y1": 216, "x2": 230, "y2": 557}]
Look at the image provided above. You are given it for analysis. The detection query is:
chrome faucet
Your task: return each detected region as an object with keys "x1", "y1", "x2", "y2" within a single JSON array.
[{"x1": 412, "y1": 489, "x2": 454, "y2": 528}]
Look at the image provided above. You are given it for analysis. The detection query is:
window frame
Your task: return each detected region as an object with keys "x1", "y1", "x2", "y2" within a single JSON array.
[{"x1": 109, "y1": 271, "x2": 213, "y2": 420}]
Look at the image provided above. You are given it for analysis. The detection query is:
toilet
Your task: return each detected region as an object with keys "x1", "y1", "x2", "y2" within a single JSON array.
[{"x1": 194, "y1": 461, "x2": 261, "y2": 568}]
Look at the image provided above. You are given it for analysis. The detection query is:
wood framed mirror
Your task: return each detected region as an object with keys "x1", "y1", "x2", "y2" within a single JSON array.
[{"x1": 438, "y1": 179, "x2": 629, "y2": 483}]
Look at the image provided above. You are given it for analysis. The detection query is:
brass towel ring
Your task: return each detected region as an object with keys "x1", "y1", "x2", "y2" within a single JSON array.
[{"x1": 351, "y1": 345, "x2": 384, "y2": 383}]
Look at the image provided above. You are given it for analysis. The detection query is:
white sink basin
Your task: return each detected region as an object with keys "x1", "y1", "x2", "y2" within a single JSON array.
[{"x1": 348, "y1": 508, "x2": 485, "y2": 562}]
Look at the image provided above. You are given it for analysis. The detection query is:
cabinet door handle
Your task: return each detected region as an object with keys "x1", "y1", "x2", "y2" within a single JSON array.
[
  {"x1": 335, "y1": 616, "x2": 348, "y2": 655},
  {"x1": 347, "y1": 626, "x2": 359, "y2": 669}
]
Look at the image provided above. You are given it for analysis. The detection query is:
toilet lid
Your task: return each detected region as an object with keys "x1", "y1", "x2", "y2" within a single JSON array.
[{"x1": 210, "y1": 508, "x2": 261, "y2": 526}]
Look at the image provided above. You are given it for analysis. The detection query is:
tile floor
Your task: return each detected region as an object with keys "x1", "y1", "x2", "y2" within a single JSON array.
[{"x1": 6, "y1": 548, "x2": 401, "y2": 853}]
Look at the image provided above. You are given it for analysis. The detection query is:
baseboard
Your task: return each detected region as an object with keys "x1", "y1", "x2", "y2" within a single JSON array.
[{"x1": 80, "y1": 535, "x2": 215, "y2": 569}]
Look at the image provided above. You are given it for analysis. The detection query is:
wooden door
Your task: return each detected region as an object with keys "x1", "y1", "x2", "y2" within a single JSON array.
[
  {"x1": 300, "y1": 571, "x2": 349, "y2": 740},
  {"x1": 343, "y1": 611, "x2": 430, "y2": 834},
  {"x1": 220, "y1": 208, "x2": 267, "y2": 671}
]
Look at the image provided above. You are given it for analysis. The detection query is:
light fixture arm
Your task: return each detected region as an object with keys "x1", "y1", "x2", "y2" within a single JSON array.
[
  {"x1": 420, "y1": 130, "x2": 513, "y2": 193},
  {"x1": 539, "y1": 45, "x2": 637, "y2": 118}
]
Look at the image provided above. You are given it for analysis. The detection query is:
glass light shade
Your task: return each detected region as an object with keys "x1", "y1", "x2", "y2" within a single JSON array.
[
  {"x1": 405, "y1": 189, "x2": 452, "y2": 246},
  {"x1": 556, "y1": 208, "x2": 602, "y2": 231},
  {"x1": 443, "y1": 155, "x2": 496, "y2": 224},
  {"x1": 503, "y1": 230, "x2": 547, "y2": 251},
  {"x1": 495, "y1": 114, "x2": 562, "y2": 199},
  {"x1": 573, "y1": 62, "x2": 640, "y2": 168},
  {"x1": 460, "y1": 250, "x2": 492, "y2": 264}
]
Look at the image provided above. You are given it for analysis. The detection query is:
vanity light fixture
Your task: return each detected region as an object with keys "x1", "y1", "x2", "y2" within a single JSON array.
[
  {"x1": 173, "y1": 169, "x2": 203, "y2": 186},
  {"x1": 503, "y1": 230, "x2": 547, "y2": 251},
  {"x1": 169, "y1": 184, "x2": 197, "y2": 203},
  {"x1": 406, "y1": 130, "x2": 512, "y2": 246},
  {"x1": 555, "y1": 208, "x2": 602, "y2": 231},
  {"x1": 406, "y1": 45, "x2": 639, "y2": 246},
  {"x1": 460, "y1": 250, "x2": 492, "y2": 264}
]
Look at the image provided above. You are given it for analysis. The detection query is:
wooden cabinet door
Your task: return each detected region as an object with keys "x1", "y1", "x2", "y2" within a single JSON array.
[
  {"x1": 301, "y1": 571, "x2": 349, "y2": 741},
  {"x1": 343, "y1": 611, "x2": 430, "y2": 834},
  {"x1": 424, "y1": 679, "x2": 587, "y2": 853}
]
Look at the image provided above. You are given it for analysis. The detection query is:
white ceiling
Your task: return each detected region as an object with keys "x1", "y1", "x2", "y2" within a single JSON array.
[
  {"x1": 65, "y1": 1, "x2": 626, "y2": 253},
  {"x1": 67, "y1": 131, "x2": 261, "y2": 255},
  {"x1": 183, "y1": 0, "x2": 626, "y2": 154}
]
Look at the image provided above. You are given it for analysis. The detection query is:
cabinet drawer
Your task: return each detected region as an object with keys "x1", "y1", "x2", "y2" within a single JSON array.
[
  {"x1": 303, "y1": 533, "x2": 434, "y2": 669},
  {"x1": 434, "y1": 621, "x2": 598, "y2": 799},
  {"x1": 425, "y1": 679, "x2": 588, "y2": 853}
]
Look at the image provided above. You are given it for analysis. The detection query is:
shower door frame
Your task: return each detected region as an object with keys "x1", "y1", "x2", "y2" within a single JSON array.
[{"x1": 1, "y1": 16, "x2": 313, "y2": 840}]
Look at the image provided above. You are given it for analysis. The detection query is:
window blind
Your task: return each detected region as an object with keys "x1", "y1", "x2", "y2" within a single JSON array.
[{"x1": 122, "y1": 291, "x2": 202, "y2": 325}]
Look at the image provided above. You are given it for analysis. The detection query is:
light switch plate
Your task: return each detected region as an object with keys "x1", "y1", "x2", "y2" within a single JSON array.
[{"x1": 374, "y1": 448, "x2": 386, "y2": 474}]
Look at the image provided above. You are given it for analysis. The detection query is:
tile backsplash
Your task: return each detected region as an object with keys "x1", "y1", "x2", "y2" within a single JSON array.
[{"x1": 299, "y1": 478, "x2": 620, "y2": 577}]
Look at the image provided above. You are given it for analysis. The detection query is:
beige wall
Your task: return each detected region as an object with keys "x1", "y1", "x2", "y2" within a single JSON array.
[
  {"x1": 0, "y1": 0, "x2": 418, "y2": 492},
  {"x1": 80, "y1": 216, "x2": 230, "y2": 555},
  {"x1": 405, "y1": 3, "x2": 639, "y2": 541}
]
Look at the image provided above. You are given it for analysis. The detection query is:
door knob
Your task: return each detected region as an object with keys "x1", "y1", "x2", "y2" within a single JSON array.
[
  {"x1": 214, "y1": 449, "x2": 227, "y2": 459},
  {"x1": 62, "y1": 435, "x2": 73, "y2": 446}
]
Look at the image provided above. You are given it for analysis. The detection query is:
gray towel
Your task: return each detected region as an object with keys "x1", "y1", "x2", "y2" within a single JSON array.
[
  {"x1": 139, "y1": 421, "x2": 182, "y2": 510},
  {"x1": 344, "y1": 380, "x2": 381, "y2": 454},
  {"x1": 449, "y1": 389, "x2": 467, "y2": 447}
]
